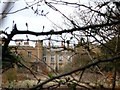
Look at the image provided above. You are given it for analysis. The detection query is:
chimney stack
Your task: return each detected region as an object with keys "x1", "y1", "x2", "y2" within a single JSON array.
[
  {"x1": 15, "y1": 39, "x2": 23, "y2": 46},
  {"x1": 35, "y1": 40, "x2": 43, "y2": 47},
  {"x1": 24, "y1": 41, "x2": 29, "y2": 46}
]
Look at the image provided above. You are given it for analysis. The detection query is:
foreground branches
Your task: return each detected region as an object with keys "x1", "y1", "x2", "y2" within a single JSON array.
[{"x1": 1, "y1": 0, "x2": 120, "y2": 90}]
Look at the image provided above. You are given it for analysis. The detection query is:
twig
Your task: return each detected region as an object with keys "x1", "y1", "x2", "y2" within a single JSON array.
[{"x1": 30, "y1": 54, "x2": 120, "y2": 90}]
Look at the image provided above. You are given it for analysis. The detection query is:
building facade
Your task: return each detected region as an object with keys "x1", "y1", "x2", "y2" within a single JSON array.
[
  {"x1": 43, "y1": 47, "x2": 73, "y2": 72},
  {"x1": 10, "y1": 40, "x2": 46, "y2": 74},
  {"x1": 9, "y1": 40, "x2": 74, "y2": 73}
]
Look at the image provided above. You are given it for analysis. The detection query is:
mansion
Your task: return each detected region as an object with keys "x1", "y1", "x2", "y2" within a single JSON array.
[
  {"x1": 8, "y1": 40, "x2": 74, "y2": 74},
  {"x1": 1, "y1": 38, "x2": 101, "y2": 83}
]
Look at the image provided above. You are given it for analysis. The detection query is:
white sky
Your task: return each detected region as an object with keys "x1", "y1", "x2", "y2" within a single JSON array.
[{"x1": 0, "y1": 0, "x2": 95, "y2": 46}]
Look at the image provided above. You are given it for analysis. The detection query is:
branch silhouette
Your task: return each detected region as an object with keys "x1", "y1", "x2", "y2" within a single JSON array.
[
  {"x1": 2, "y1": 20, "x2": 120, "y2": 56},
  {"x1": 30, "y1": 54, "x2": 120, "y2": 90},
  {"x1": 1, "y1": 1, "x2": 120, "y2": 89}
]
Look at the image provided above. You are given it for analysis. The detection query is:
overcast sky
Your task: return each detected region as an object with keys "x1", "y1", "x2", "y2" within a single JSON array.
[
  {"x1": 0, "y1": 0, "x2": 94, "y2": 46},
  {"x1": 1, "y1": 0, "x2": 82, "y2": 28}
]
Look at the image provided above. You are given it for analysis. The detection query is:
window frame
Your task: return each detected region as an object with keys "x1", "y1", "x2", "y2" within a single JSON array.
[
  {"x1": 59, "y1": 54, "x2": 63, "y2": 62},
  {"x1": 28, "y1": 51, "x2": 32, "y2": 58},
  {"x1": 51, "y1": 54, "x2": 55, "y2": 62}
]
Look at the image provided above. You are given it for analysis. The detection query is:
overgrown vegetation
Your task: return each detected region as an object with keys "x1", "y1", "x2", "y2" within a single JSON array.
[{"x1": 1, "y1": 0, "x2": 120, "y2": 90}]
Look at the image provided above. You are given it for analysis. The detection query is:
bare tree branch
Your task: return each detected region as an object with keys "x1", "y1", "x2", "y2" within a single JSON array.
[{"x1": 30, "y1": 54, "x2": 120, "y2": 89}]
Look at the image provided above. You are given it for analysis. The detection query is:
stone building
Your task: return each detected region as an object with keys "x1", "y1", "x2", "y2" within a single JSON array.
[
  {"x1": 43, "y1": 46, "x2": 73, "y2": 72},
  {"x1": 9, "y1": 40, "x2": 74, "y2": 73},
  {"x1": 2, "y1": 38, "x2": 100, "y2": 74},
  {"x1": 10, "y1": 40, "x2": 46, "y2": 74},
  {"x1": 72, "y1": 42, "x2": 101, "y2": 70}
]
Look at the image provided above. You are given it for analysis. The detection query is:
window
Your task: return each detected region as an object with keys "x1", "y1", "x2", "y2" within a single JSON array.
[
  {"x1": 43, "y1": 53, "x2": 46, "y2": 62},
  {"x1": 28, "y1": 51, "x2": 32, "y2": 58},
  {"x1": 43, "y1": 56, "x2": 46, "y2": 62},
  {"x1": 59, "y1": 54, "x2": 63, "y2": 61},
  {"x1": 51, "y1": 54, "x2": 55, "y2": 62}
]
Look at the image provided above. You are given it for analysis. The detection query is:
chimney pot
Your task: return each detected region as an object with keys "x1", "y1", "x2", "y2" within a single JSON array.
[{"x1": 24, "y1": 41, "x2": 29, "y2": 46}]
